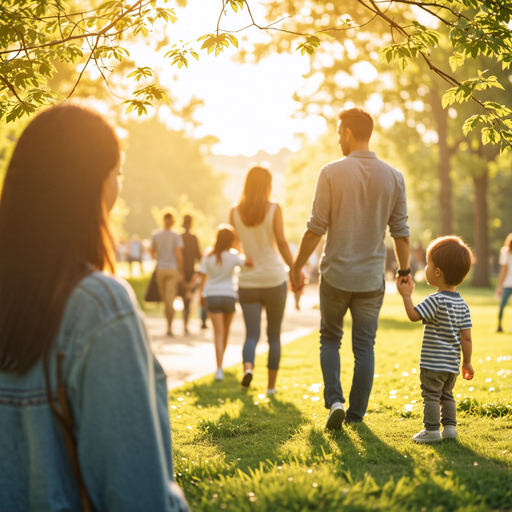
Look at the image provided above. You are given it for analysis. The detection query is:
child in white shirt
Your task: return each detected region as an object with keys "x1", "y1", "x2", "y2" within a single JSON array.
[{"x1": 199, "y1": 224, "x2": 253, "y2": 381}]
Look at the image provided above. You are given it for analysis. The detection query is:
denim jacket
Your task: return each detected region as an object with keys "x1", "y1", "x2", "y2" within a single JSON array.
[{"x1": 0, "y1": 272, "x2": 189, "y2": 512}]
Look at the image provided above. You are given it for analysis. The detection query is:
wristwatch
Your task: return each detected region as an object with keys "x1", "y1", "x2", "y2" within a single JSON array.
[{"x1": 396, "y1": 268, "x2": 411, "y2": 277}]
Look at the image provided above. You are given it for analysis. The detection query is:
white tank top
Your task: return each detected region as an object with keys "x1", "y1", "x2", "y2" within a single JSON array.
[{"x1": 233, "y1": 203, "x2": 287, "y2": 289}]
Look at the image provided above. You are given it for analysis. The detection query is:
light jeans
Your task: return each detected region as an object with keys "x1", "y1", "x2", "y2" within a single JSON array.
[
  {"x1": 319, "y1": 277, "x2": 384, "y2": 423},
  {"x1": 498, "y1": 287, "x2": 512, "y2": 325},
  {"x1": 239, "y1": 282, "x2": 287, "y2": 370}
]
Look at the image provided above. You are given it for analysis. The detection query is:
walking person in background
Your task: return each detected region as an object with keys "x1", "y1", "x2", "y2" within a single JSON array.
[
  {"x1": 0, "y1": 105, "x2": 188, "y2": 512},
  {"x1": 128, "y1": 233, "x2": 144, "y2": 276},
  {"x1": 151, "y1": 213, "x2": 184, "y2": 336},
  {"x1": 179, "y1": 215, "x2": 202, "y2": 335},
  {"x1": 198, "y1": 225, "x2": 253, "y2": 380},
  {"x1": 230, "y1": 166, "x2": 298, "y2": 394},
  {"x1": 291, "y1": 107, "x2": 411, "y2": 429},
  {"x1": 496, "y1": 233, "x2": 512, "y2": 332}
]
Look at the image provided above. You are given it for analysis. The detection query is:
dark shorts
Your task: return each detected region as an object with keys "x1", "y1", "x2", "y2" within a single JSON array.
[{"x1": 206, "y1": 296, "x2": 236, "y2": 314}]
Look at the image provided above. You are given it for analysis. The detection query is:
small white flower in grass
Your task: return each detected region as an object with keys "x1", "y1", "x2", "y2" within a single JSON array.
[
  {"x1": 456, "y1": 394, "x2": 461, "y2": 398},
  {"x1": 469, "y1": 387, "x2": 474, "y2": 391},
  {"x1": 283, "y1": 386, "x2": 287, "y2": 389},
  {"x1": 411, "y1": 368, "x2": 417, "y2": 374},
  {"x1": 486, "y1": 378, "x2": 492, "y2": 383},
  {"x1": 303, "y1": 395, "x2": 309, "y2": 399},
  {"x1": 411, "y1": 400, "x2": 417, "y2": 403},
  {"x1": 404, "y1": 404, "x2": 413, "y2": 411},
  {"x1": 390, "y1": 390, "x2": 397, "y2": 395},
  {"x1": 312, "y1": 397, "x2": 320, "y2": 402},
  {"x1": 486, "y1": 356, "x2": 491, "y2": 361},
  {"x1": 402, "y1": 372, "x2": 409, "y2": 377},
  {"x1": 254, "y1": 402, "x2": 258, "y2": 405},
  {"x1": 294, "y1": 383, "x2": 299, "y2": 387},
  {"x1": 489, "y1": 387, "x2": 495, "y2": 392},
  {"x1": 177, "y1": 415, "x2": 181, "y2": 418},
  {"x1": 258, "y1": 394, "x2": 266, "y2": 400},
  {"x1": 171, "y1": 405, "x2": 177, "y2": 409},
  {"x1": 312, "y1": 483, "x2": 318, "y2": 487},
  {"x1": 390, "y1": 396, "x2": 396, "y2": 399},
  {"x1": 288, "y1": 477, "x2": 293, "y2": 481},
  {"x1": 374, "y1": 374, "x2": 380, "y2": 378},
  {"x1": 308, "y1": 469, "x2": 312, "y2": 473},
  {"x1": 308, "y1": 383, "x2": 322, "y2": 392},
  {"x1": 187, "y1": 426, "x2": 192, "y2": 430},
  {"x1": 395, "y1": 364, "x2": 400, "y2": 368},
  {"x1": 177, "y1": 397, "x2": 184, "y2": 401}
]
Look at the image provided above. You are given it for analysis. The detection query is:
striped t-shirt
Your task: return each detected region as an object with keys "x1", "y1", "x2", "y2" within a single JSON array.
[{"x1": 414, "y1": 291, "x2": 472, "y2": 374}]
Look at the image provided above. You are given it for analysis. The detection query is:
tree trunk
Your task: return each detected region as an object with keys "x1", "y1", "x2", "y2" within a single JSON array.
[
  {"x1": 471, "y1": 171, "x2": 490, "y2": 287},
  {"x1": 430, "y1": 87, "x2": 452, "y2": 236}
]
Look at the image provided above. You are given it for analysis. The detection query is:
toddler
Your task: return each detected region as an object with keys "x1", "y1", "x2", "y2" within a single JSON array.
[{"x1": 397, "y1": 236, "x2": 474, "y2": 443}]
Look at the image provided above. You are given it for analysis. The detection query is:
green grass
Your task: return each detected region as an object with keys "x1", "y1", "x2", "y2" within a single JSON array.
[{"x1": 168, "y1": 285, "x2": 512, "y2": 511}]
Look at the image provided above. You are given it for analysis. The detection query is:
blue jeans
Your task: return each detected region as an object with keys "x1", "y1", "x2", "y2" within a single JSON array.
[
  {"x1": 238, "y1": 282, "x2": 287, "y2": 370},
  {"x1": 319, "y1": 277, "x2": 384, "y2": 423},
  {"x1": 498, "y1": 287, "x2": 512, "y2": 324}
]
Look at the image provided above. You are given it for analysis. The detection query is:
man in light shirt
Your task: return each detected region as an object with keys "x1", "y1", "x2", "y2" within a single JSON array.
[
  {"x1": 151, "y1": 213, "x2": 184, "y2": 336},
  {"x1": 291, "y1": 107, "x2": 411, "y2": 429}
]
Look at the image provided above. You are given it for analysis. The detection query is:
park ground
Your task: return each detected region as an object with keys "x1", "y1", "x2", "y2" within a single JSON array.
[{"x1": 149, "y1": 281, "x2": 512, "y2": 512}]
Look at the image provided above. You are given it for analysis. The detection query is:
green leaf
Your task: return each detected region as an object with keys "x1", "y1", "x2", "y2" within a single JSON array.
[{"x1": 449, "y1": 53, "x2": 465, "y2": 73}]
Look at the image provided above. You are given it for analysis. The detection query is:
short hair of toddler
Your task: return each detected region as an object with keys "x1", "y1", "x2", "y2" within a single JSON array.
[{"x1": 427, "y1": 236, "x2": 473, "y2": 286}]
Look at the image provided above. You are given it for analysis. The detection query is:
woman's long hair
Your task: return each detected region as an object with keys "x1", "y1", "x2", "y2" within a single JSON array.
[
  {"x1": 504, "y1": 233, "x2": 512, "y2": 252},
  {"x1": 236, "y1": 166, "x2": 272, "y2": 227},
  {"x1": 209, "y1": 224, "x2": 235, "y2": 265},
  {"x1": 0, "y1": 104, "x2": 120, "y2": 374}
]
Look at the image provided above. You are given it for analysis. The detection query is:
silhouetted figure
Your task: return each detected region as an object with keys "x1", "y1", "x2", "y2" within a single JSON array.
[{"x1": 179, "y1": 215, "x2": 202, "y2": 335}]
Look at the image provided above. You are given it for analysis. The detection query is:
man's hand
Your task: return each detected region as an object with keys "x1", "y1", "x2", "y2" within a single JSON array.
[
  {"x1": 397, "y1": 278, "x2": 415, "y2": 298},
  {"x1": 462, "y1": 362, "x2": 474, "y2": 380},
  {"x1": 289, "y1": 265, "x2": 305, "y2": 293}
]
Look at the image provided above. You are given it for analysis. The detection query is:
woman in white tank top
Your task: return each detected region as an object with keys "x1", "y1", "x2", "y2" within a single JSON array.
[{"x1": 230, "y1": 166, "x2": 296, "y2": 393}]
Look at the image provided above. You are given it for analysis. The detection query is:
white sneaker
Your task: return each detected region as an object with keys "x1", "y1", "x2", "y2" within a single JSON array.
[
  {"x1": 442, "y1": 426, "x2": 458, "y2": 440},
  {"x1": 214, "y1": 368, "x2": 224, "y2": 381},
  {"x1": 326, "y1": 402, "x2": 346, "y2": 430},
  {"x1": 413, "y1": 429, "x2": 441, "y2": 443},
  {"x1": 266, "y1": 388, "x2": 277, "y2": 395}
]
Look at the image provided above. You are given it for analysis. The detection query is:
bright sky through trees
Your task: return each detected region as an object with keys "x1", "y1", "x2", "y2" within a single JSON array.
[{"x1": 125, "y1": 1, "x2": 328, "y2": 156}]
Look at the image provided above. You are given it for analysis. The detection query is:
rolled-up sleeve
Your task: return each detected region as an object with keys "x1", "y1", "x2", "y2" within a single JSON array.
[
  {"x1": 388, "y1": 174, "x2": 410, "y2": 238},
  {"x1": 307, "y1": 167, "x2": 331, "y2": 236}
]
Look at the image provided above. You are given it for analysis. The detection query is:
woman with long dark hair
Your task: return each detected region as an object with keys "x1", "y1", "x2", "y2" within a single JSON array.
[
  {"x1": 496, "y1": 233, "x2": 512, "y2": 332},
  {"x1": 198, "y1": 224, "x2": 253, "y2": 380},
  {"x1": 230, "y1": 167, "x2": 297, "y2": 393},
  {"x1": 0, "y1": 105, "x2": 188, "y2": 512}
]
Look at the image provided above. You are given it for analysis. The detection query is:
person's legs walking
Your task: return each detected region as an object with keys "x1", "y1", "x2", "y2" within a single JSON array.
[
  {"x1": 319, "y1": 278, "x2": 351, "y2": 410},
  {"x1": 262, "y1": 282, "x2": 287, "y2": 390},
  {"x1": 222, "y1": 312, "x2": 235, "y2": 355},
  {"x1": 239, "y1": 288, "x2": 263, "y2": 388},
  {"x1": 160, "y1": 269, "x2": 178, "y2": 335},
  {"x1": 210, "y1": 312, "x2": 226, "y2": 369},
  {"x1": 346, "y1": 288, "x2": 384, "y2": 423},
  {"x1": 498, "y1": 287, "x2": 512, "y2": 330}
]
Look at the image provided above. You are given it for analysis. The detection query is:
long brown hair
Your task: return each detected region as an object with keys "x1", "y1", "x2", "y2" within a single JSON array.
[
  {"x1": 237, "y1": 166, "x2": 272, "y2": 227},
  {"x1": 0, "y1": 104, "x2": 120, "y2": 374},
  {"x1": 504, "y1": 233, "x2": 512, "y2": 252},
  {"x1": 209, "y1": 224, "x2": 235, "y2": 264}
]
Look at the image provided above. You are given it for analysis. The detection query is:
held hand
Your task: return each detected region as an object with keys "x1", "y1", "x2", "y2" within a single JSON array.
[
  {"x1": 462, "y1": 363, "x2": 474, "y2": 380},
  {"x1": 396, "y1": 278, "x2": 415, "y2": 297},
  {"x1": 495, "y1": 285, "x2": 503, "y2": 298},
  {"x1": 178, "y1": 272, "x2": 185, "y2": 283},
  {"x1": 200, "y1": 296, "x2": 206, "y2": 307},
  {"x1": 290, "y1": 266, "x2": 305, "y2": 292},
  {"x1": 244, "y1": 258, "x2": 254, "y2": 268}
]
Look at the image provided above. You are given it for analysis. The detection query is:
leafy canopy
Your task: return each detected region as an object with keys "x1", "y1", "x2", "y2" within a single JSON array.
[{"x1": 2, "y1": 0, "x2": 512, "y2": 151}]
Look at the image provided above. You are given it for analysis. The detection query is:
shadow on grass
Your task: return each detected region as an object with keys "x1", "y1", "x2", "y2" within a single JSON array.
[
  {"x1": 427, "y1": 438, "x2": 512, "y2": 509},
  {"x1": 184, "y1": 370, "x2": 306, "y2": 468}
]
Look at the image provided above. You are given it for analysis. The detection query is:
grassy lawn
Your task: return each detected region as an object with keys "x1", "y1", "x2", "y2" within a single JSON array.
[{"x1": 168, "y1": 284, "x2": 512, "y2": 511}]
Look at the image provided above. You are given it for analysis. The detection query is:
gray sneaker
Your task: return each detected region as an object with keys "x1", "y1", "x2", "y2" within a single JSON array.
[
  {"x1": 413, "y1": 429, "x2": 441, "y2": 443},
  {"x1": 441, "y1": 426, "x2": 458, "y2": 440},
  {"x1": 326, "y1": 403, "x2": 346, "y2": 430}
]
